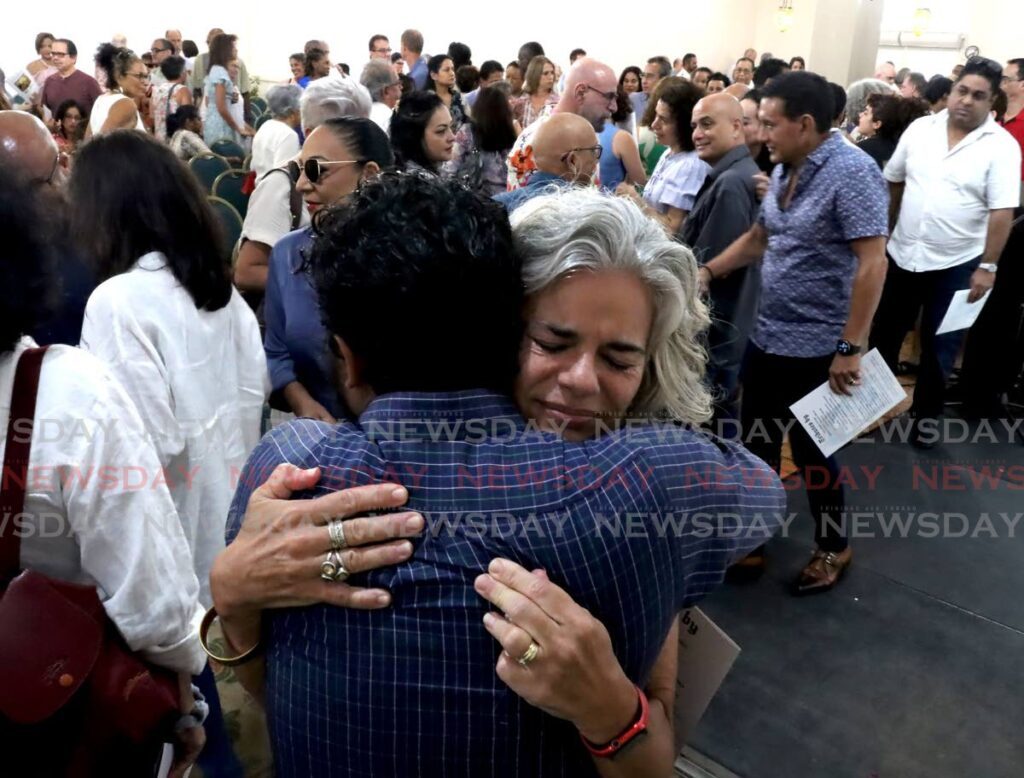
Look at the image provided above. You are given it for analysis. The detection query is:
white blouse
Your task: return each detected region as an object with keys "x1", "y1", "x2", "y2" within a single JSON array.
[
  {"x1": 80, "y1": 253, "x2": 268, "y2": 606},
  {"x1": 0, "y1": 338, "x2": 205, "y2": 675}
]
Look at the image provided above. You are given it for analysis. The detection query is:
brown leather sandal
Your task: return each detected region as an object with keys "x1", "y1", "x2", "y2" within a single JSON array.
[{"x1": 793, "y1": 547, "x2": 852, "y2": 596}]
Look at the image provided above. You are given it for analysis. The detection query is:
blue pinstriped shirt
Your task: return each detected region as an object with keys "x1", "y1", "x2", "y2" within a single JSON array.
[{"x1": 225, "y1": 390, "x2": 784, "y2": 777}]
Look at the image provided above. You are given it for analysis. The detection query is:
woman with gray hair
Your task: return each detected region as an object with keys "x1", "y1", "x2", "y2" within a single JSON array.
[
  {"x1": 250, "y1": 83, "x2": 302, "y2": 178},
  {"x1": 844, "y1": 78, "x2": 894, "y2": 137},
  {"x1": 210, "y1": 185, "x2": 742, "y2": 775}
]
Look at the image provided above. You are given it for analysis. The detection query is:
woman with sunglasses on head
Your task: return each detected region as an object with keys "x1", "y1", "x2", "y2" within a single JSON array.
[
  {"x1": 89, "y1": 44, "x2": 147, "y2": 136},
  {"x1": 390, "y1": 90, "x2": 456, "y2": 174},
  {"x1": 263, "y1": 117, "x2": 393, "y2": 422},
  {"x1": 52, "y1": 99, "x2": 86, "y2": 156}
]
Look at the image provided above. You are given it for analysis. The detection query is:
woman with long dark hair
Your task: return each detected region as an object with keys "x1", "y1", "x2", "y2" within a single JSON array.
[
  {"x1": 425, "y1": 54, "x2": 466, "y2": 131},
  {"x1": 70, "y1": 130, "x2": 266, "y2": 607},
  {"x1": 52, "y1": 99, "x2": 85, "y2": 154},
  {"x1": 390, "y1": 90, "x2": 456, "y2": 173},
  {"x1": 618, "y1": 65, "x2": 642, "y2": 95},
  {"x1": 445, "y1": 85, "x2": 518, "y2": 196},
  {"x1": 0, "y1": 169, "x2": 206, "y2": 777},
  {"x1": 203, "y1": 33, "x2": 253, "y2": 143}
]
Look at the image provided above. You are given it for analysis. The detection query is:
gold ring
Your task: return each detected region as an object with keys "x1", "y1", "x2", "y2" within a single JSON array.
[{"x1": 516, "y1": 641, "x2": 540, "y2": 667}]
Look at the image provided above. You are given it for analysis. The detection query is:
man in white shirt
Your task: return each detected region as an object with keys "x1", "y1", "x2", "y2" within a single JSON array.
[
  {"x1": 360, "y1": 59, "x2": 401, "y2": 135},
  {"x1": 676, "y1": 53, "x2": 697, "y2": 79},
  {"x1": 871, "y1": 57, "x2": 1021, "y2": 447}
]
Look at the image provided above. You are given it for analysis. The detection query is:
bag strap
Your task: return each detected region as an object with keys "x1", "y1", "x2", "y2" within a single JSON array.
[
  {"x1": 259, "y1": 167, "x2": 303, "y2": 231},
  {"x1": 0, "y1": 346, "x2": 49, "y2": 583}
]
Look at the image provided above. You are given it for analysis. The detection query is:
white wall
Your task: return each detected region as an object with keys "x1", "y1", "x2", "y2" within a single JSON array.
[
  {"x1": 878, "y1": 0, "x2": 1024, "y2": 78},
  {"x1": 1, "y1": 2, "x2": 755, "y2": 90}
]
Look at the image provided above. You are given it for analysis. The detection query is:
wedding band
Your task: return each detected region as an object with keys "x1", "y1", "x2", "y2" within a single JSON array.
[
  {"x1": 516, "y1": 642, "x2": 540, "y2": 668},
  {"x1": 320, "y1": 550, "x2": 349, "y2": 582},
  {"x1": 328, "y1": 520, "x2": 348, "y2": 551}
]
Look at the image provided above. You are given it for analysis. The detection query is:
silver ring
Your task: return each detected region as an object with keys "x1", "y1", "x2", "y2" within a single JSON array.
[
  {"x1": 516, "y1": 641, "x2": 540, "y2": 668},
  {"x1": 327, "y1": 520, "x2": 348, "y2": 551},
  {"x1": 320, "y1": 550, "x2": 349, "y2": 582}
]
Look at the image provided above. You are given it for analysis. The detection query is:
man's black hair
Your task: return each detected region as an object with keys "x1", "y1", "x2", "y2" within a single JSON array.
[
  {"x1": 308, "y1": 173, "x2": 523, "y2": 396},
  {"x1": 753, "y1": 58, "x2": 788, "y2": 87},
  {"x1": 761, "y1": 71, "x2": 835, "y2": 133},
  {"x1": 959, "y1": 56, "x2": 1002, "y2": 96}
]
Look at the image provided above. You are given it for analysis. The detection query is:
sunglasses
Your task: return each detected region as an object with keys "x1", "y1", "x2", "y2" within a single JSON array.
[
  {"x1": 289, "y1": 158, "x2": 366, "y2": 184},
  {"x1": 965, "y1": 56, "x2": 1002, "y2": 77}
]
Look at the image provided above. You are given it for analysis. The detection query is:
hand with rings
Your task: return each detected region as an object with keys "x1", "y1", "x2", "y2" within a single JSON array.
[
  {"x1": 473, "y1": 558, "x2": 641, "y2": 744},
  {"x1": 210, "y1": 463, "x2": 425, "y2": 622}
]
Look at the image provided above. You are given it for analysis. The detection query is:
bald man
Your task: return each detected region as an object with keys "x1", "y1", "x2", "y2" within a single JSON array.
[
  {"x1": 681, "y1": 93, "x2": 762, "y2": 421},
  {"x1": 725, "y1": 82, "x2": 751, "y2": 99},
  {"x1": 506, "y1": 57, "x2": 617, "y2": 190},
  {"x1": 165, "y1": 29, "x2": 183, "y2": 54},
  {"x1": 0, "y1": 111, "x2": 94, "y2": 344},
  {"x1": 495, "y1": 113, "x2": 599, "y2": 212}
]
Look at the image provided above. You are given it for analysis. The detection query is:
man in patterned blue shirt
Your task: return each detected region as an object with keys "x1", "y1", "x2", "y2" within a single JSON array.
[
  {"x1": 219, "y1": 174, "x2": 784, "y2": 777},
  {"x1": 701, "y1": 71, "x2": 889, "y2": 594}
]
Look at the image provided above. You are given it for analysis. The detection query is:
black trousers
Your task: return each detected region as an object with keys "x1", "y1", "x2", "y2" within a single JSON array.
[
  {"x1": 870, "y1": 256, "x2": 979, "y2": 419},
  {"x1": 960, "y1": 215, "x2": 1024, "y2": 411},
  {"x1": 740, "y1": 344, "x2": 847, "y2": 553}
]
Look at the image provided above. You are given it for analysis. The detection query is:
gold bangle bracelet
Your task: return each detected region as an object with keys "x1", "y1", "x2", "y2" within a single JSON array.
[{"x1": 199, "y1": 605, "x2": 264, "y2": 667}]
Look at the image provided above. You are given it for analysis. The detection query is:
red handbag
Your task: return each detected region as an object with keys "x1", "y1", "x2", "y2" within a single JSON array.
[{"x1": 0, "y1": 347, "x2": 181, "y2": 776}]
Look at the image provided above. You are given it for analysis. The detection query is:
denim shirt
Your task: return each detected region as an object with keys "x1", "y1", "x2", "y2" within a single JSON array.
[
  {"x1": 754, "y1": 132, "x2": 888, "y2": 357},
  {"x1": 263, "y1": 227, "x2": 343, "y2": 417}
]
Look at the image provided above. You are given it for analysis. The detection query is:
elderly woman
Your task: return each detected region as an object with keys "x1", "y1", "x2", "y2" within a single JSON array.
[
  {"x1": 250, "y1": 84, "x2": 302, "y2": 178},
  {"x1": 845, "y1": 78, "x2": 894, "y2": 137},
  {"x1": 89, "y1": 44, "x2": 147, "y2": 134},
  {"x1": 856, "y1": 93, "x2": 929, "y2": 169},
  {"x1": 234, "y1": 74, "x2": 371, "y2": 313},
  {"x1": 390, "y1": 90, "x2": 456, "y2": 174},
  {"x1": 0, "y1": 167, "x2": 205, "y2": 777},
  {"x1": 209, "y1": 183, "x2": 783, "y2": 777},
  {"x1": 511, "y1": 55, "x2": 559, "y2": 129},
  {"x1": 360, "y1": 59, "x2": 401, "y2": 135}
]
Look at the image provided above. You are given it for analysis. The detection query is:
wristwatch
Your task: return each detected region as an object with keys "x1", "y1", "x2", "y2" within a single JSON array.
[
  {"x1": 836, "y1": 339, "x2": 861, "y2": 356},
  {"x1": 978, "y1": 263, "x2": 998, "y2": 274}
]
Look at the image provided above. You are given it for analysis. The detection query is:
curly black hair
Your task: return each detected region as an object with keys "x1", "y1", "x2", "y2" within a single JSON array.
[
  {"x1": 0, "y1": 171, "x2": 54, "y2": 353},
  {"x1": 308, "y1": 172, "x2": 523, "y2": 396}
]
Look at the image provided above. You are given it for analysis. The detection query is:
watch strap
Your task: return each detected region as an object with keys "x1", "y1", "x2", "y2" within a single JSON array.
[{"x1": 580, "y1": 686, "x2": 650, "y2": 758}]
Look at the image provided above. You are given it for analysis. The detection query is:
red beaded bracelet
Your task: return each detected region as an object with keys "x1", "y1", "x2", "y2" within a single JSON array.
[{"x1": 580, "y1": 686, "x2": 650, "y2": 759}]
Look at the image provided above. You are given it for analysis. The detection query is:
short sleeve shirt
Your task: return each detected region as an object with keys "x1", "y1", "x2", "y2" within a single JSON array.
[
  {"x1": 642, "y1": 149, "x2": 710, "y2": 217},
  {"x1": 754, "y1": 131, "x2": 889, "y2": 358}
]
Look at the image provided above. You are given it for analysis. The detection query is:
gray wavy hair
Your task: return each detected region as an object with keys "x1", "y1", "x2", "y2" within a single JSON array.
[
  {"x1": 300, "y1": 73, "x2": 372, "y2": 131},
  {"x1": 266, "y1": 84, "x2": 302, "y2": 119},
  {"x1": 510, "y1": 188, "x2": 712, "y2": 425},
  {"x1": 845, "y1": 78, "x2": 895, "y2": 124}
]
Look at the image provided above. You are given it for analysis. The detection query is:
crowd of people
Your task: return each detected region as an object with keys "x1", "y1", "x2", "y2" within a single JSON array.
[{"x1": 1, "y1": 23, "x2": 1022, "y2": 778}]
